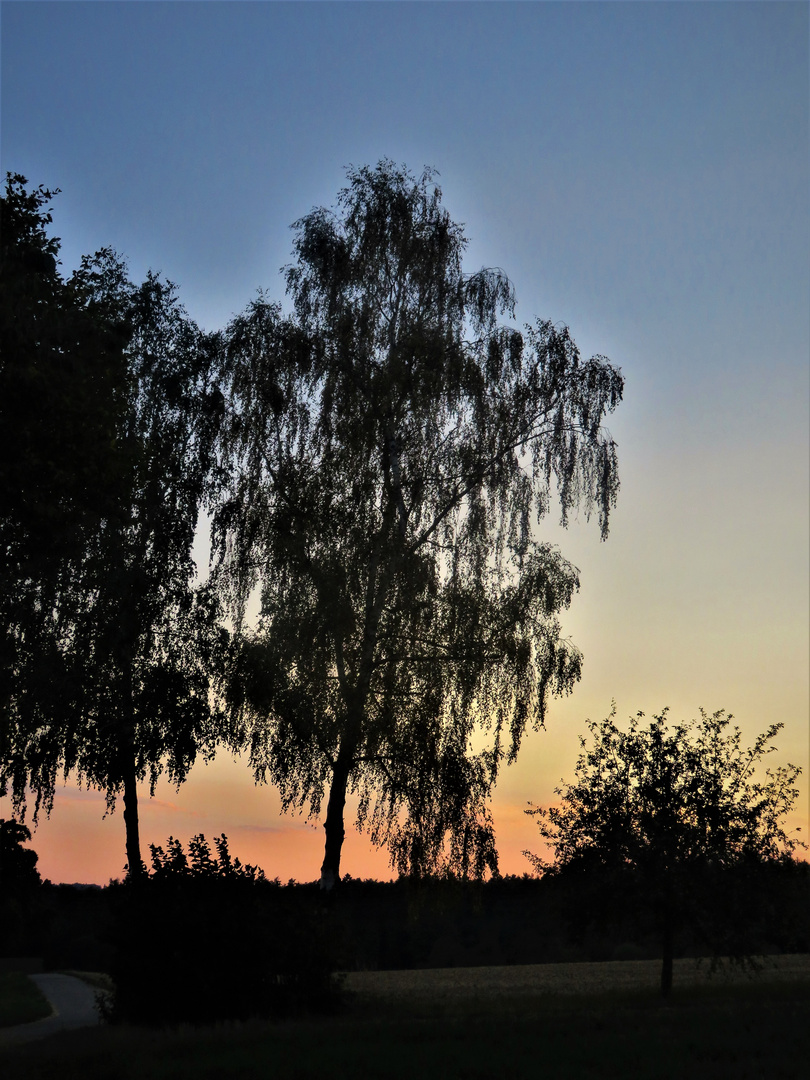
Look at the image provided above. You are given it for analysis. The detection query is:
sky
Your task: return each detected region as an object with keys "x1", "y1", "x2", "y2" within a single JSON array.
[{"x1": 2, "y1": 1, "x2": 808, "y2": 885}]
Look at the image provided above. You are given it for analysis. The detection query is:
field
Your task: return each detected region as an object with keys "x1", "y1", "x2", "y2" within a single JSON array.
[
  {"x1": 342, "y1": 953, "x2": 810, "y2": 997},
  {"x1": 1, "y1": 955, "x2": 808, "y2": 1079}
]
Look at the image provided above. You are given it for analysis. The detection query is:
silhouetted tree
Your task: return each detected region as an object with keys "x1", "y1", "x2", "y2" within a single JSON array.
[
  {"x1": 1, "y1": 176, "x2": 129, "y2": 803},
  {"x1": 526, "y1": 707, "x2": 804, "y2": 996},
  {"x1": 59, "y1": 253, "x2": 228, "y2": 876},
  {"x1": 1, "y1": 197, "x2": 228, "y2": 876},
  {"x1": 62, "y1": 254, "x2": 228, "y2": 876},
  {"x1": 213, "y1": 160, "x2": 624, "y2": 888},
  {"x1": 0, "y1": 819, "x2": 42, "y2": 891},
  {"x1": 0, "y1": 818, "x2": 43, "y2": 956}
]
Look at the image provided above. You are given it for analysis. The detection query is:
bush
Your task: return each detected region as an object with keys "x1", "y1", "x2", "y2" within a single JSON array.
[{"x1": 103, "y1": 835, "x2": 340, "y2": 1026}]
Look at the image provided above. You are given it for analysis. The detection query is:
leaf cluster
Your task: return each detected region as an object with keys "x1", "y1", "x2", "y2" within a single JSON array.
[{"x1": 148, "y1": 832, "x2": 266, "y2": 883}]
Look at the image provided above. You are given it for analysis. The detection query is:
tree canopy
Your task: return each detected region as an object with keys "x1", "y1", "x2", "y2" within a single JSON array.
[
  {"x1": 213, "y1": 160, "x2": 624, "y2": 887},
  {"x1": 57, "y1": 250, "x2": 228, "y2": 875},
  {"x1": 526, "y1": 707, "x2": 804, "y2": 994},
  {"x1": 1, "y1": 179, "x2": 227, "y2": 876},
  {"x1": 0, "y1": 818, "x2": 42, "y2": 891},
  {"x1": 1, "y1": 175, "x2": 129, "y2": 794}
]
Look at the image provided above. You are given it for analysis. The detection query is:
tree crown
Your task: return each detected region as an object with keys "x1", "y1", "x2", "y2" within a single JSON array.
[
  {"x1": 526, "y1": 706, "x2": 804, "y2": 876},
  {"x1": 212, "y1": 160, "x2": 624, "y2": 877}
]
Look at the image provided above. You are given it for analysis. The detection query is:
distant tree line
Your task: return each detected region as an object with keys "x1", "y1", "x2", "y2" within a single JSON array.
[{"x1": 3, "y1": 835, "x2": 808, "y2": 1017}]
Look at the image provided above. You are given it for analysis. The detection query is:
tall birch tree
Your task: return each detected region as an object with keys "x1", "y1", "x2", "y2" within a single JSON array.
[
  {"x1": 2, "y1": 214, "x2": 227, "y2": 877},
  {"x1": 214, "y1": 161, "x2": 624, "y2": 888}
]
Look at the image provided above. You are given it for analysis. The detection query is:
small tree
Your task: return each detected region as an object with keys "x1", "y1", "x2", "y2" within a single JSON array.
[
  {"x1": 526, "y1": 707, "x2": 804, "y2": 996},
  {"x1": 0, "y1": 819, "x2": 43, "y2": 957},
  {"x1": 0, "y1": 819, "x2": 42, "y2": 891}
]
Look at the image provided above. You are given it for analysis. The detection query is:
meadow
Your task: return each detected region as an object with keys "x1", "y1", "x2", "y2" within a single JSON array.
[{"x1": 2, "y1": 956, "x2": 808, "y2": 1079}]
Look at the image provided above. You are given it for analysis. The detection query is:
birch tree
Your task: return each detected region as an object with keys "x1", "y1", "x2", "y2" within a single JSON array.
[
  {"x1": 214, "y1": 161, "x2": 624, "y2": 888},
  {"x1": 2, "y1": 218, "x2": 227, "y2": 876}
]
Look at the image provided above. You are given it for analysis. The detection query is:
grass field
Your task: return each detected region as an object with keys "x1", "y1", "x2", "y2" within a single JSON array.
[
  {"x1": 0, "y1": 973, "x2": 52, "y2": 1028},
  {"x1": 342, "y1": 953, "x2": 810, "y2": 1000},
  {"x1": 1, "y1": 956, "x2": 808, "y2": 1079}
]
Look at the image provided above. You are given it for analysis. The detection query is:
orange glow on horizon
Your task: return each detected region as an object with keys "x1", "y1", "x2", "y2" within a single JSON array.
[
  {"x1": 2, "y1": 768, "x2": 558, "y2": 886},
  {"x1": 5, "y1": 766, "x2": 806, "y2": 887}
]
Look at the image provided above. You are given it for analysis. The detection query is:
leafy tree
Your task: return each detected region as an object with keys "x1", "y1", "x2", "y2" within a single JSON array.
[
  {"x1": 526, "y1": 707, "x2": 804, "y2": 995},
  {"x1": 213, "y1": 160, "x2": 624, "y2": 888},
  {"x1": 1, "y1": 175, "x2": 129, "y2": 797},
  {"x1": 59, "y1": 252, "x2": 228, "y2": 877},
  {"x1": 1, "y1": 198, "x2": 228, "y2": 876},
  {"x1": 0, "y1": 819, "x2": 42, "y2": 891},
  {"x1": 0, "y1": 819, "x2": 43, "y2": 957}
]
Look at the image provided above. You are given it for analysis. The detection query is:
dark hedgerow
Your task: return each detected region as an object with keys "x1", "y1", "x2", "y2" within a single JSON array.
[{"x1": 102, "y1": 835, "x2": 340, "y2": 1026}]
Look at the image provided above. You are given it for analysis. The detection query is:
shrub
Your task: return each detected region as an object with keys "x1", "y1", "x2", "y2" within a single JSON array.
[{"x1": 103, "y1": 835, "x2": 340, "y2": 1026}]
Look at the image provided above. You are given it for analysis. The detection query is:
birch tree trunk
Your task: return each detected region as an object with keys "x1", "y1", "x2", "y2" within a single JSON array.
[{"x1": 319, "y1": 753, "x2": 351, "y2": 891}]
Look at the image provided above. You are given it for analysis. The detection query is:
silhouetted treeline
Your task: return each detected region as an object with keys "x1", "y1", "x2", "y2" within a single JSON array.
[
  {"x1": 333, "y1": 861, "x2": 810, "y2": 970},
  {"x1": 7, "y1": 860, "x2": 808, "y2": 981}
]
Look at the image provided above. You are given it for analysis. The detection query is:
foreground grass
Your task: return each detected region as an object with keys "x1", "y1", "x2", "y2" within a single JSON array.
[
  {"x1": 0, "y1": 974, "x2": 52, "y2": 1028},
  {"x1": 2, "y1": 961, "x2": 808, "y2": 1079}
]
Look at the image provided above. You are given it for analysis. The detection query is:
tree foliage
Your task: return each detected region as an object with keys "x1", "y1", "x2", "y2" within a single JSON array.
[
  {"x1": 148, "y1": 833, "x2": 266, "y2": 883},
  {"x1": 213, "y1": 160, "x2": 624, "y2": 886},
  {"x1": 526, "y1": 707, "x2": 804, "y2": 993},
  {"x1": 0, "y1": 818, "x2": 42, "y2": 891},
  {"x1": 55, "y1": 251, "x2": 228, "y2": 874},
  {"x1": 1, "y1": 175, "x2": 129, "y2": 791},
  {"x1": 1, "y1": 179, "x2": 227, "y2": 875}
]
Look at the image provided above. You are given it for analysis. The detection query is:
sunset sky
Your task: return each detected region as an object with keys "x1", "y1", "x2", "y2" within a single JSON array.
[{"x1": 2, "y1": 1, "x2": 808, "y2": 885}]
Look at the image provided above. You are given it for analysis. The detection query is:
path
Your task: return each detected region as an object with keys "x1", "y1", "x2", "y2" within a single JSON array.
[{"x1": 0, "y1": 973, "x2": 106, "y2": 1045}]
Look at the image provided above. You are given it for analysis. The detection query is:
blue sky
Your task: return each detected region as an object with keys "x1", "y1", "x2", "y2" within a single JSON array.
[{"x1": 2, "y1": 1, "x2": 808, "y2": 882}]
